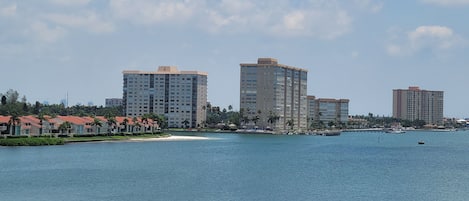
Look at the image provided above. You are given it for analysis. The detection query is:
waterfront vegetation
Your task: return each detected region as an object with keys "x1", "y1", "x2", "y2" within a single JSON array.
[
  {"x1": 0, "y1": 136, "x2": 65, "y2": 146},
  {"x1": 0, "y1": 133, "x2": 170, "y2": 146}
]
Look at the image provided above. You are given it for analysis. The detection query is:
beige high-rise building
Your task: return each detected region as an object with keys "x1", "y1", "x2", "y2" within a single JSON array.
[
  {"x1": 123, "y1": 66, "x2": 207, "y2": 128},
  {"x1": 393, "y1": 86, "x2": 444, "y2": 125},
  {"x1": 240, "y1": 58, "x2": 308, "y2": 132}
]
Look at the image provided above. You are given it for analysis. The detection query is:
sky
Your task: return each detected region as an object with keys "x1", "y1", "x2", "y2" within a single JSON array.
[{"x1": 1, "y1": 0, "x2": 468, "y2": 118}]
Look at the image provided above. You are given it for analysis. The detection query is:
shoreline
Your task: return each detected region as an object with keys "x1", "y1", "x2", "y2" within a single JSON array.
[
  {"x1": 0, "y1": 134, "x2": 212, "y2": 146},
  {"x1": 128, "y1": 135, "x2": 211, "y2": 142}
]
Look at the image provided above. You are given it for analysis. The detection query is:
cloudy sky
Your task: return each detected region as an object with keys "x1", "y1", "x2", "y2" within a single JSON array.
[{"x1": 1, "y1": 0, "x2": 468, "y2": 117}]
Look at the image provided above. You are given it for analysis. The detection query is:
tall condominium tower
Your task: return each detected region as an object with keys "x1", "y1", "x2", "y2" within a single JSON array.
[
  {"x1": 123, "y1": 66, "x2": 207, "y2": 128},
  {"x1": 393, "y1": 86, "x2": 444, "y2": 125},
  {"x1": 240, "y1": 58, "x2": 308, "y2": 132}
]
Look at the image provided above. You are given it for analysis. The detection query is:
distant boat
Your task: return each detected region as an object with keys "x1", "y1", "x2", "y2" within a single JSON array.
[
  {"x1": 418, "y1": 141, "x2": 425, "y2": 145},
  {"x1": 385, "y1": 128, "x2": 406, "y2": 134},
  {"x1": 314, "y1": 130, "x2": 341, "y2": 136},
  {"x1": 430, "y1": 128, "x2": 457, "y2": 132}
]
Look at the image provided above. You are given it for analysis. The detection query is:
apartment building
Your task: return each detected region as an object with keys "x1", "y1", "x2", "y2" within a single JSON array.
[
  {"x1": 307, "y1": 96, "x2": 349, "y2": 128},
  {"x1": 393, "y1": 86, "x2": 444, "y2": 125},
  {"x1": 240, "y1": 58, "x2": 308, "y2": 132},
  {"x1": 123, "y1": 66, "x2": 207, "y2": 128},
  {"x1": 105, "y1": 98, "x2": 123, "y2": 108}
]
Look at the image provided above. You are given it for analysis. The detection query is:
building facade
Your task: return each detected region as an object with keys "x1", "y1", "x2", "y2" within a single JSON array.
[
  {"x1": 123, "y1": 66, "x2": 207, "y2": 128},
  {"x1": 105, "y1": 98, "x2": 123, "y2": 108},
  {"x1": 393, "y1": 86, "x2": 444, "y2": 125},
  {"x1": 307, "y1": 96, "x2": 349, "y2": 128},
  {"x1": 240, "y1": 58, "x2": 308, "y2": 132}
]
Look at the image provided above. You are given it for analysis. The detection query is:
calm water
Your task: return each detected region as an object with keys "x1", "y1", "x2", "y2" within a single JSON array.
[{"x1": 2, "y1": 131, "x2": 469, "y2": 201}]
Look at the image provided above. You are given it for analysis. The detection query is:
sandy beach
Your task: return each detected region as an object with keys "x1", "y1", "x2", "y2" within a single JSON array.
[{"x1": 129, "y1": 135, "x2": 211, "y2": 142}]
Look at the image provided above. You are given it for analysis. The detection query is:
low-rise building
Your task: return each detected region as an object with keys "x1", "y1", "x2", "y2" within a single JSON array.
[
  {"x1": 0, "y1": 115, "x2": 159, "y2": 136},
  {"x1": 307, "y1": 96, "x2": 349, "y2": 128}
]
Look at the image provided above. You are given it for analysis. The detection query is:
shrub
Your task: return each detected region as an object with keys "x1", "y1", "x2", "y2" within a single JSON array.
[{"x1": 0, "y1": 137, "x2": 65, "y2": 146}]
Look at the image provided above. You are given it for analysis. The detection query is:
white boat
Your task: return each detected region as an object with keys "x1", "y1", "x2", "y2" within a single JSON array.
[
  {"x1": 314, "y1": 130, "x2": 341, "y2": 136},
  {"x1": 385, "y1": 128, "x2": 406, "y2": 134}
]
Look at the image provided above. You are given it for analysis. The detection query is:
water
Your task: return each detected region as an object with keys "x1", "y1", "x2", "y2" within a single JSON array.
[{"x1": 2, "y1": 131, "x2": 469, "y2": 201}]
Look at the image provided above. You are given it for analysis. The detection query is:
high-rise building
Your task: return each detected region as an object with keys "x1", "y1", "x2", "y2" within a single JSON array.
[
  {"x1": 123, "y1": 66, "x2": 207, "y2": 128},
  {"x1": 240, "y1": 58, "x2": 308, "y2": 132},
  {"x1": 105, "y1": 98, "x2": 123, "y2": 108},
  {"x1": 307, "y1": 96, "x2": 349, "y2": 128},
  {"x1": 393, "y1": 86, "x2": 444, "y2": 125}
]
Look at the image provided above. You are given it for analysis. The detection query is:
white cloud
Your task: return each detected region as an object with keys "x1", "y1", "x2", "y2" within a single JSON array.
[
  {"x1": 387, "y1": 25, "x2": 466, "y2": 56},
  {"x1": 109, "y1": 0, "x2": 352, "y2": 39},
  {"x1": 44, "y1": 12, "x2": 115, "y2": 33},
  {"x1": 354, "y1": 0, "x2": 384, "y2": 13},
  {"x1": 273, "y1": 8, "x2": 352, "y2": 39},
  {"x1": 48, "y1": 0, "x2": 91, "y2": 6},
  {"x1": 0, "y1": 3, "x2": 16, "y2": 17},
  {"x1": 110, "y1": 0, "x2": 196, "y2": 25},
  {"x1": 409, "y1": 26, "x2": 455, "y2": 49},
  {"x1": 421, "y1": 0, "x2": 469, "y2": 6},
  {"x1": 30, "y1": 21, "x2": 66, "y2": 43}
]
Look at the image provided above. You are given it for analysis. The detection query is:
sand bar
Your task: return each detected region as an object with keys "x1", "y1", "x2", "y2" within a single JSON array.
[{"x1": 129, "y1": 135, "x2": 210, "y2": 142}]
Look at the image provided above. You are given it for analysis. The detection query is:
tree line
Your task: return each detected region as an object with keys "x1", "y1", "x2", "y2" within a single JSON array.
[{"x1": 0, "y1": 89, "x2": 123, "y2": 117}]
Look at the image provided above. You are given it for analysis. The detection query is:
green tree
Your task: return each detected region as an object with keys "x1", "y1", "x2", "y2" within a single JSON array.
[
  {"x1": 182, "y1": 119, "x2": 190, "y2": 129},
  {"x1": 91, "y1": 117, "x2": 102, "y2": 135},
  {"x1": 286, "y1": 119, "x2": 294, "y2": 131},
  {"x1": 122, "y1": 118, "x2": 129, "y2": 133},
  {"x1": 58, "y1": 121, "x2": 72, "y2": 134},
  {"x1": 132, "y1": 117, "x2": 139, "y2": 133},
  {"x1": 105, "y1": 114, "x2": 117, "y2": 135},
  {"x1": 8, "y1": 113, "x2": 21, "y2": 135},
  {"x1": 267, "y1": 111, "x2": 280, "y2": 130}
]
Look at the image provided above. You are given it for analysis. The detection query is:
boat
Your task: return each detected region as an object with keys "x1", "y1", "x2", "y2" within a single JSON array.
[
  {"x1": 418, "y1": 141, "x2": 425, "y2": 145},
  {"x1": 314, "y1": 130, "x2": 341, "y2": 136},
  {"x1": 385, "y1": 128, "x2": 406, "y2": 134}
]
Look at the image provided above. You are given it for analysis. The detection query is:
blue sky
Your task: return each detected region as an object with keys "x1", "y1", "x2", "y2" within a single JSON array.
[{"x1": 1, "y1": 0, "x2": 468, "y2": 117}]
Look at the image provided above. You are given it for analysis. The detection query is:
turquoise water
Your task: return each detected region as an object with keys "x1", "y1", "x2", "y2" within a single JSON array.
[{"x1": 1, "y1": 131, "x2": 469, "y2": 201}]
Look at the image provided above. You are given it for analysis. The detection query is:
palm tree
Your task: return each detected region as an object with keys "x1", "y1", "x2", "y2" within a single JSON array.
[
  {"x1": 182, "y1": 119, "x2": 190, "y2": 129},
  {"x1": 91, "y1": 118, "x2": 102, "y2": 135},
  {"x1": 58, "y1": 121, "x2": 72, "y2": 135},
  {"x1": 251, "y1": 116, "x2": 260, "y2": 128},
  {"x1": 267, "y1": 111, "x2": 280, "y2": 130},
  {"x1": 8, "y1": 114, "x2": 20, "y2": 136},
  {"x1": 286, "y1": 119, "x2": 294, "y2": 132},
  {"x1": 37, "y1": 114, "x2": 46, "y2": 135},
  {"x1": 141, "y1": 114, "x2": 152, "y2": 133},
  {"x1": 105, "y1": 116, "x2": 117, "y2": 135},
  {"x1": 123, "y1": 118, "x2": 129, "y2": 133},
  {"x1": 228, "y1": 105, "x2": 233, "y2": 112},
  {"x1": 132, "y1": 117, "x2": 138, "y2": 133}
]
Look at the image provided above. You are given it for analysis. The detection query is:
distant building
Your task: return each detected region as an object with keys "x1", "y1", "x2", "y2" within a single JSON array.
[
  {"x1": 123, "y1": 66, "x2": 207, "y2": 128},
  {"x1": 240, "y1": 58, "x2": 308, "y2": 132},
  {"x1": 307, "y1": 96, "x2": 349, "y2": 128},
  {"x1": 105, "y1": 98, "x2": 123, "y2": 108},
  {"x1": 393, "y1": 86, "x2": 444, "y2": 125}
]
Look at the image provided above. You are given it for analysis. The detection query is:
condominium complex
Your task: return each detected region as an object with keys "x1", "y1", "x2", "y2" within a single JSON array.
[
  {"x1": 393, "y1": 86, "x2": 444, "y2": 125},
  {"x1": 307, "y1": 96, "x2": 349, "y2": 128},
  {"x1": 240, "y1": 58, "x2": 308, "y2": 132},
  {"x1": 105, "y1": 98, "x2": 123, "y2": 108},
  {"x1": 123, "y1": 66, "x2": 207, "y2": 128}
]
